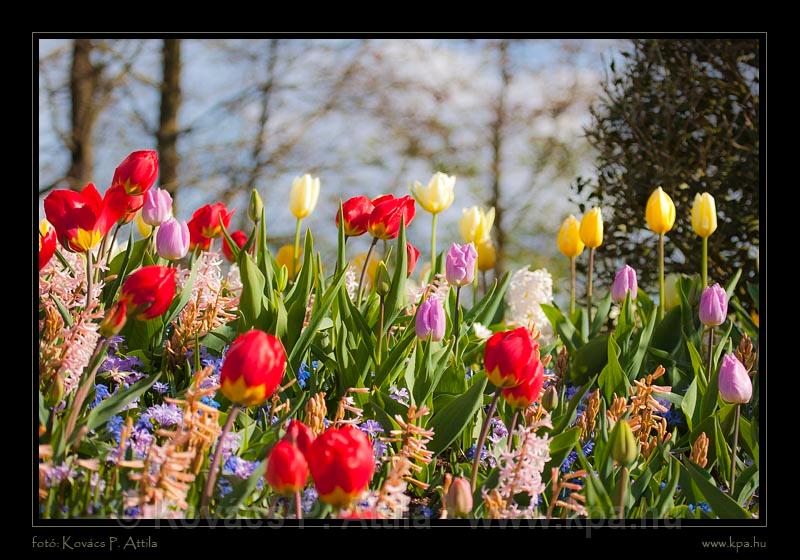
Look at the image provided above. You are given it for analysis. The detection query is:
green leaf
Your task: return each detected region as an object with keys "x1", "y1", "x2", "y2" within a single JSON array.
[
  {"x1": 681, "y1": 459, "x2": 750, "y2": 519},
  {"x1": 653, "y1": 458, "x2": 680, "y2": 518},
  {"x1": 680, "y1": 377, "x2": 700, "y2": 432},
  {"x1": 590, "y1": 291, "x2": 612, "y2": 337},
  {"x1": 724, "y1": 269, "x2": 742, "y2": 299},
  {"x1": 374, "y1": 328, "x2": 416, "y2": 388},
  {"x1": 551, "y1": 376, "x2": 597, "y2": 434},
  {"x1": 50, "y1": 293, "x2": 74, "y2": 327},
  {"x1": 625, "y1": 305, "x2": 657, "y2": 380},
  {"x1": 429, "y1": 373, "x2": 488, "y2": 455},
  {"x1": 544, "y1": 427, "x2": 580, "y2": 485},
  {"x1": 162, "y1": 257, "x2": 199, "y2": 328},
  {"x1": 541, "y1": 303, "x2": 580, "y2": 352},
  {"x1": 383, "y1": 218, "x2": 408, "y2": 326},
  {"x1": 85, "y1": 373, "x2": 160, "y2": 433},
  {"x1": 570, "y1": 335, "x2": 608, "y2": 385},
  {"x1": 465, "y1": 271, "x2": 511, "y2": 328},
  {"x1": 732, "y1": 462, "x2": 759, "y2": 507},
  {"x1": 238, "y1": 251, "x2": 266, "y2": 332}
]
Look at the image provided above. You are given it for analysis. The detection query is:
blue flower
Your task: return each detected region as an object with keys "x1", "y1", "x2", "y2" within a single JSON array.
[
  {"x1": 123, "y1": 506, "x2": 140, "y2": 518},
  {"x1": 217, "y1": 478, "x2": 233, "y2": 497},
  {"x1": 152, "y1": 382, "x2": 170, "y2": 395},
  {"x1": 223, "y1": 456, "x2": 258, "y2": 479},
  {"x1": 106, "y1": 335, "x2": 125, "y2": 352},
  {"x1": 389, "y1": 386, "x2": 410, "y2": 406},
  {"x1": 561, "y1": 440, "x2": 594, "y2": 473},
  {"x1": 106, "y1": 415, "x2": 124, "y2": 442},
  {"x1": 418, "y1": 506, "x2": 433, "y2": 518},
  {"x1": 488, "y1": 417, "x2": 508, "y2": 444},
  {"x1": 137, "y1": 403, "x2": 183, "y2": 429},
  {"x1": 297, "y1": 361, "x2": 316, "y2": 389},
  {"x1": 358, "y1": 419, "x2": 384, "y2": 438},
  {"x1": 89, "y1": 384, "x2": 111, "y2": 409},
  {"x1": 466, "y1": 444, "x2": 495, "y2": 467},
  {"x1": 302, "y1": 488, "x2": 318, "y2": 513},
  {"x1": 200, "y1": 396, "x2": 220, "y2": 409},
  {"x1": 465, "y1": 367, "x2": 474, "y2": 381}
]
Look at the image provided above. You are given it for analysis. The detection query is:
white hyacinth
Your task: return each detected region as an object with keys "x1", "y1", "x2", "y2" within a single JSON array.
[
  {"x1": 504, "y1": 267, "x2": 554, "y2": 344},
  {"x1": 472, "y1": 322, "x2": 492, "y2": 340}
]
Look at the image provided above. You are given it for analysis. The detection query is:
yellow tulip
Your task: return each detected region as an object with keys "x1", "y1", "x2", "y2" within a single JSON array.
[
  {"x1": 476, "y1": 239, "x2": 496, "y2": 272},
  {"x1": 579, "y1": 208, "x2": 603, "y2": 249},
  {"x1": 750, "y1": 310, "x2": 759, "y2": 328},
  {"x1": 557, "y1": 215, "x2": 585, "y2": 258},
  {"x1": 411, "y1": 172, "x2": 456, "y2": 214},
  {"x1": 135, "y1": 211, "x2": 152, "y2": 238},
  {"x1": 276, "y1": 244, "x2": 301, "y2": 279},
  {"x1": 645, "y1": 187, "x2": 676, "y2": 234},
  {"x1": 460, "y1": 206, "x2": 495, "y2": 244},
  {"x1": 691, "y1": 192, "x2": 717, "y2": 238},
  {"x1": 289, "y1": 174, "x2": 321, "y2": 219}
]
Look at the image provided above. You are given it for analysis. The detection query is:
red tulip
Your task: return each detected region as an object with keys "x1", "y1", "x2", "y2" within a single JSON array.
[
  {"x1": 367, "y1": 195, "x2": 416, "y2": 240},
  {"x1": 106, "y1": 184, "x2": 144, "y2": 224},
  {"x1": 284, "y1": 419, "x2": 315, "y2": 458},
  {"x1": 120, "y1": 265, "x2": 177, "y2": 320},
  {"x1": 406, "y1": 242, "x2": 420, "y2": 276},
  {"x1": 266, "y1": 440, "x2": 309, "y2": 496},
  {"x1": 222, "y1": 230, "x2": 248, "y2": 262},
  {"x1": 112, "y1": 150, "x2": 159, "y2": 196},
  {"x1": 188, "y1": 202, "x2": 235, "y2": 251},
  {"x1": 484, "y1": 327, "x2": 538, "y2": 388},
  {"x1": 43, "y1": 183, "x2": 126, "y2": 252},
  {"x1": 220, "y1": 330, "x2": 286, "y2": 407},
  {"x1": 308, "y1": 425, "x2": 375, "y2": 508},
  {"x1": 336, "y1": 196, "x2": 374, "y2": 237},
  {"x1": 501, "y1": 356, "x2": 545, "y2": 409},
  {"x1": 38, "y1": 220, "x2": 57, "y2": 270}
]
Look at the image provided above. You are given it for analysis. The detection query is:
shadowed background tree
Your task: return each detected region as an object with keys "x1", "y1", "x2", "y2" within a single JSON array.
[{"x1": 575, "y1": 39, "x2": 759, "y2": 300}]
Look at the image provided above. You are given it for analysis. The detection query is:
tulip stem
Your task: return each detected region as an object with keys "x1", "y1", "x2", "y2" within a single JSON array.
[
  {"x1": 706, "y1": 327, "x2": 714, "y2": 382},
  {"x1": 377, "y1": 295, "x2": 385, "y2": 366},
  {"x1": 508, "y1": 411, "x2": 519, "y2": 451},
  {"x1": 62, "y1": 338, "x2": 110, "y2": 453},
  {"x1": 481, "y1": 271, "x2": 488, "y2": 298},
  {"x1": 357, "y1": 237, "x2": 378, "y2": 305},
  {"x1": 85, "y1": 251, "x2": 93, "y2": 311},
  {"x1": 658, "y1": 233, "x2": 665, "y2": 321},
  {"x1": 106, "y1": 223, "x2": 121, "y2": 267},
  {"x1": 616, "y1": 465, "x2": 629, "y2": 519},
  {"x1": 201, "y1": 404, "x2": 240, "y2": 517},
  {"x1": 730, "y1": 404, "x2": 740, "y2": 497},
  {"x1": 430, "y1": 213, "x2": 438, "y2": 280},
  {"x1": 470, "y1": 388, "x2": 501, "y2": 492},
  {"x1": 586, "y1": 248, "x2": 595, "y2": 324},
  {"x1": 453, "y1": 286, "x2": 462, "y2": 360},
  {"x1": 570, "y1": 257, "x2": 576, "y2": 316},
  {"x1": 295, "y1": 490, "x2": 303, "y2": 520},
  {"x1": 293, "y1": 218, "x2": 302, "y2": 281},
  {"x1": 702, "y1": 236, "x2": 708, "y2": 288}
]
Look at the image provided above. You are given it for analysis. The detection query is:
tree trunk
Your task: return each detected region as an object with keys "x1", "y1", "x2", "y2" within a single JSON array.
[
  {"x1": 488, "y1": 40, "x2": 510, "y2": 275},
  {"x1": 157, "y1": 39, "x2": 182, "y2": 204},
  {"x1": 67, "y1": 39, "x2": 98, "y2": 188}
]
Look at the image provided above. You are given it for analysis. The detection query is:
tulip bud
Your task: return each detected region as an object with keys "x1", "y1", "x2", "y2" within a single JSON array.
[
  {"x1": 610, "y1": 419, "x2": 638, "y2": 467},
  {"x1": 415, "y1": 297, "x2": 446, "y2": 342},
  {"x1": 308, "y1": 425, "x2": 375, "y2": 508},
  {"x1": 248, "y1": 189, "x2": 264, "y2": 223},
  {"x1": 112, "y1": 150, "x2": 159, "y2": 196},
  {"x1": 220, "y1": 330, "x2": 286, "y2": 407},
  {"x1": 375, "y1": 262, "x2": 391, "y2": 298},
  {"x1": 45, "y1": 373, "x2": 65, "y2": 407},
  {"x1": 691, "y1": 192, "x2": 717, "y2": 238},
  {"x1": 289, "y1": 174, "x2": 321, "y2": 219},
  {"x1": 699, "y1": 283, "x2": 727, "y2": 327},
  {"x1": 275, "y1": 244, "x2": 300, "y2": 280},
  {"x1": 645, "y1": 187, "x2": 676, "y2": 235},
  {"x1": 445, "y1": 476, "x2": 473, "y2": 518},
  {"x1": 484, "y1": 327, "x2": 538, "y2": 388},
  {"x1": 406, "y1": 242, "x2": 420, "y2": 277},
  {"x1": 459, "y1": 206, "x2": 495, "y2": 244},
  {"x1": 541, "y1": 385, "x2": 559, "y2": 412},
  {"x1": 445, "y1": 242, "x2": 477, "y2": 287},
  {"x1": 141, "y1": 188, "x2": 173, "y2": 226},
  {"x1": 718, "y1": 354, "x2": 752, "y2": 404},
  {"x1": 134, "y1": 211, "x2": 153, "y2": 238},
  {"x1": 156, "y1": 219, "x2": 190, "y2": 261},
  {"x1": 611, "y1": 265, "x2": 638, "y2": 303},
  {"x1": 284, "y1": 420, "x2": 315, "y2": 458},
  {"x1": 579, "y1": 208, "x2": 603, "y2": 249},
  {"x1": 99, "y1": 300, "x2": 128, "y2": 338},
  {"x1": 557, "y1": 215, "x2": 584, "y2": 258},
  {"x1": 411, "y1": 172, "x2": 456, "y2": 215},
  {"x1": 476, "y1": 239, "x2": 496, "y2": 272}
]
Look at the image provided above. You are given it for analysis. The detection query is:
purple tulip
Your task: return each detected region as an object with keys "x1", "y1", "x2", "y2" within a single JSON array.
[
  {"x1": 156, "y1": 218, "x2": 190, "y2": 260},
  {"x1": 415, "y1": 297, "x2": 446, "y2": 341},
  {"x1": 142, "y1": 188, "x2": 173, "y2": 226},
  {"x1": 718, "y1": 354, "x2": 752, "y2": 404},
  {"x1": 445, "y1": 242, "x2": 477, "y2": 287},
  {"x1": 699, "y1": 283, "x2": 727, "y2": 327},
  {"x1": 611, "y1": 265, "x2": 638, "y2": 303}
]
